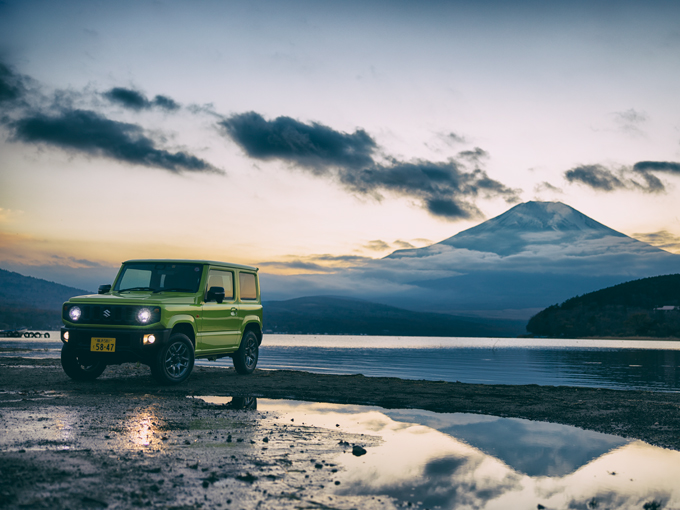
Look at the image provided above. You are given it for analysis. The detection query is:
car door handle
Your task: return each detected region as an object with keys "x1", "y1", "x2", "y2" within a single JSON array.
[{"x1": 230, "y1": 307, "x2": 237, "y2": 316}]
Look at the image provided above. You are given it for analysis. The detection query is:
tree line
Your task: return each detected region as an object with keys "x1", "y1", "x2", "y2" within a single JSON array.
[{"x1": 527, "y1": 274, "x2": 680, "y2": 338}]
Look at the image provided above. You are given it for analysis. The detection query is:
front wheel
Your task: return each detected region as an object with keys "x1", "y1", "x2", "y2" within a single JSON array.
[
  {"x1": 233, "y1": 330, "x2": 259, "y2": 375},
  {"x1": 151, "y1": 333, "x2": 195, "y2": 384},
  {"x1": 61, "y1": 346, "x2": 106, "y2": 381}
]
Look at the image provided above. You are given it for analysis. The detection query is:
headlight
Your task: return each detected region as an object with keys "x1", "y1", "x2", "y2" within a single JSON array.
[
  {"x1": 137, "y1": 308, "x2": 152, "y2": 324},
  {"x1": 69, "y1": 306, "x2": 82, "y2": 321}
]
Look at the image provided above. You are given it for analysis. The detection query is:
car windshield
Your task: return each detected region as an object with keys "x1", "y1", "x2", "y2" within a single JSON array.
[{"x1": 114, "y1": 263, "x2": 204, "y2": 293}]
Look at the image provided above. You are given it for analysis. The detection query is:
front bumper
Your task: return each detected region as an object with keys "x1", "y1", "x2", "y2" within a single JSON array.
[{"x1": 60, "y1": 327, "x2": 172, "y2": 365}]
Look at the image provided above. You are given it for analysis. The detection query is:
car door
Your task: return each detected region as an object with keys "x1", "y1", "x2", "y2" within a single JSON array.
[{"x1": 198, "y1": 268, "x2": 242, "y2": 352}]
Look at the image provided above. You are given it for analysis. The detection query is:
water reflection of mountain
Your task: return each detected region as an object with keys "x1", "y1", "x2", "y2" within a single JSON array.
[
  {"x1": 382, "y1": 410, "x2": 630, "y2": 477},
  {"x1": 261, "y1": 400, "x2": 680, "y2": 510}
]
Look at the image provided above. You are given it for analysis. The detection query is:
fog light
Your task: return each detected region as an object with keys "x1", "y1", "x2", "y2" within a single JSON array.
[
  {"x1": 143, "y1": 334, "x2": 156, "y2": 345},
  {"x1": 63, "y1": 331, "x2": 69, "y2": 342}
]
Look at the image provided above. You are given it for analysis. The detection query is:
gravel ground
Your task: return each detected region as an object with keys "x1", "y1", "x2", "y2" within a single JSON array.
[{"x1": 1, "y1": 357, "x2": 680, "y2": 509}]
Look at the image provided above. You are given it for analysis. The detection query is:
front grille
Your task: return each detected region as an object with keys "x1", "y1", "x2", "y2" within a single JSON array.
[{"x1": 63, "y1": 304, "x2": 160, "y2": 325}]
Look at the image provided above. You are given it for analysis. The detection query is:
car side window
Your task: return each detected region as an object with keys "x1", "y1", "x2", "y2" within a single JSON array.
[
  {"x1": 207, "y1": 270, "x2": 234, "y2": 300},
  {"x1": 239, "y1": 273, "x2": 258, "y2": 300}
]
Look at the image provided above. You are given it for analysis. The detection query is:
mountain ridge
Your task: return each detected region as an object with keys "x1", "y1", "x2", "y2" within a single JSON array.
[
  {"x1": 0, "y1": 268, "x2": 90, "y2": 329},
  {"x1": 264, "y1": 295, "x2": 525, "y2": 337}
]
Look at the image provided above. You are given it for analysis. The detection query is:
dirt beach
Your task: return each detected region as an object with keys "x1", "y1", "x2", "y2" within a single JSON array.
[{"x1": 1, "y1": 357, "x2": 680, "y2": 509}]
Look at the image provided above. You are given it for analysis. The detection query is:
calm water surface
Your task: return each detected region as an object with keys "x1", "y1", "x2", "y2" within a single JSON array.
[{"x1": 3, "y1": 333, "x2": 680, "y2": 392}]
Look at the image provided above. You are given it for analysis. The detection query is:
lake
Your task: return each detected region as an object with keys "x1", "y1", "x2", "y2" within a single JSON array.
[{"x1": 2, "y1": 333, "x2": 680, "y2": 392}]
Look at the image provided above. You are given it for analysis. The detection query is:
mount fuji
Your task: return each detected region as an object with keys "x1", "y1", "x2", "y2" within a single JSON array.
[
  {"x1": 261, "y1": 202, "x2": 680, "y2": 320},
  {"x1": 389, "y1": 201, "x2": 637, "y2": 259}
]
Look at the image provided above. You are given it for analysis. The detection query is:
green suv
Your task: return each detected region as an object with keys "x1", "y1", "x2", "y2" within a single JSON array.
[{"x1": 60, "y1": 259, "x2": 263, "y2": 384}]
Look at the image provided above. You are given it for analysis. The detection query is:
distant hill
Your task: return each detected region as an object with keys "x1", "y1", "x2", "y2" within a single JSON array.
[
  {"x1": 263, "y1": 296, "x2": 526, "y2": 337},
  {"x1": 0, "y1": 268, "x2": 89, "y2": 329},
  {"x1": 526, "y1": 274, "x2": 680, "y2": 338}
]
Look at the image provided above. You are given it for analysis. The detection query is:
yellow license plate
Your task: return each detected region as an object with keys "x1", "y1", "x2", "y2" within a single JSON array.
[{"x1": 90, "y1": 337, "x2": 116, "y2": 352}]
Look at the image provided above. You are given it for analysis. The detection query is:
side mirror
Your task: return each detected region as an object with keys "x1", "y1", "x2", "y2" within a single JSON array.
[
  {"x1": 207, "y1": 286, "x2": 225, "y2": 304},
  {"x1": 98, "y1": 284, "x2": 112, "y2": 294}
]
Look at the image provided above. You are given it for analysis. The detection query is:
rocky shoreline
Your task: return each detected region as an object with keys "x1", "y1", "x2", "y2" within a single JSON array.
[{"x1": 2, "y1": 357, "x2": 680, "y2": 509}]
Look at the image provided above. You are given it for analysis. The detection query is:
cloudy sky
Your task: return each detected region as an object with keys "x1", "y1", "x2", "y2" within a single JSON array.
[{"x1": 1, "y1": 0, "x2": 679, "y2": 290}]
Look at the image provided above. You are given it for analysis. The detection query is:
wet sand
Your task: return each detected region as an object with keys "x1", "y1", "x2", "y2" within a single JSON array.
[{"x1": 2, "y1": 357, "x2": 680, "y2": 509}]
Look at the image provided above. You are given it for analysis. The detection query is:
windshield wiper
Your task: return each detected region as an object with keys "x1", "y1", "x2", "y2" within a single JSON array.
[
  {"x1": 153, "y1": 288, "x2": 194, "y2": 293},
  {"x1": 118, "y1": 286, "x2": 155, "y2": 293}
]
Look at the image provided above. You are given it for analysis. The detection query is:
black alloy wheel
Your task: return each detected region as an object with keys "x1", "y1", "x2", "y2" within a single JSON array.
[
  {"x1": 233, "y1": 330, "x2": 259, "y2": 375},
  {"x1": 151, "y1": 333, "x2": 195, "y2": 384}
]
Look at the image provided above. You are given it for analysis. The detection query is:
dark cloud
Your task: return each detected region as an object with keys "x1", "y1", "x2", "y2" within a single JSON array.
[
  {"x1": 457, "y1": 147, "x2": 488, "y2": 162},
  {"x1": 104, "y1": 87, "x2": 147, "y2": 110},
  {"x1": 565, "y1": 161, "x2": 680, "y2": 194},
  {"x1": 11, "y1": 109, "x2": 219, "y2": 174},
  {"x1": 341, "y1": 160, "x2": 519, "y2": 219},
  {"x1": 0, "y1": 62, "x2": 26, "y2": 105},
  {"x1": 151, "y1": 95, "x2": 180, "y2": 111},
  {"x1": 221, "y1": 112, "x2": 519, "y2": 220},
  {"x1": 633, "y1": 161, "x2": 680, "y2": 174},
  {"x1": 220, "y1": 111, "x2": 377, "y2": 173},
  {"x1": 103, "y1": 87, "x2": 180, "y2": 111},
  {"x1": 564, "y1": 164, "x2": 626, "y2": 191}
]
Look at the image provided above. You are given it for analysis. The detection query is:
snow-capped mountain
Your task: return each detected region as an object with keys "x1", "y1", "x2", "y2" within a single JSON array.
[
  {"x1": 262, "y1": 201, "x2": 680, "y2": 319},
  {"x1": 388, "y1": 201, "x2": 658, "y2": 258}
]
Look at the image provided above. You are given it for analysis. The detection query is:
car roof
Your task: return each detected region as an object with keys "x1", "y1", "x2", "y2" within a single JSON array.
[{"x1": 122, "y1": 259, "x2": 259, "y2": 272}]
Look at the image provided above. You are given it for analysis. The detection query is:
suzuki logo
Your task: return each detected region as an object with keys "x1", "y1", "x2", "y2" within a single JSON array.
[{"x1": 103, "y1": 309, "x2": 111, "y2": 318}]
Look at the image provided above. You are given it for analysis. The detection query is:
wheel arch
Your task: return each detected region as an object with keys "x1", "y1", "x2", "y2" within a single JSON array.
[
  {"x1": 243, "y1": 321, "x2": 262, "y2": 345},
  {"x1": 171, "y1": 322, "x2": 196, "y2": 348}
]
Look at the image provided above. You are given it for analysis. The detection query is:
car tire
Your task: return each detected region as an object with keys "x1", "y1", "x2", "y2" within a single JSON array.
[
  {"x1": 233, "y1": 330, "x2": 259, "y2": 375},
  {"x1": 61, "y1": 345, "x2": 106, "y2": 381},
  {"x1": 151, "y1": 333, "x2": 195, "y2": 384}
]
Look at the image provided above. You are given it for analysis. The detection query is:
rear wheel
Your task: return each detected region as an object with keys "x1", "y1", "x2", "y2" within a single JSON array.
[
  {"x1": 151, "y1": 333, "x2": 194, "y2": 384},
  {"x1": 61, "y1": 345, "x2": 106, "y2": 381},
  {"x1": 233, "y1": 330, "x2": 259, "y2": 375}
]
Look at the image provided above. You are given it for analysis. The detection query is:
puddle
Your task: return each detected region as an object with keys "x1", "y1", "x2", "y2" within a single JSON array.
[
  {"x1": 3, "y1": 394, "x2": 678, "y2": 509},
  {"x1": 198, "y1": 396, "x2": 680, "y2": 510}
]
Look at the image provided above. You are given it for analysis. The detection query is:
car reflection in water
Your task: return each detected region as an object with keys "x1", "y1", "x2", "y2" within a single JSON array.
[{"x1": 222, "y1": 396, "x2": 257, "y2": 410}]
